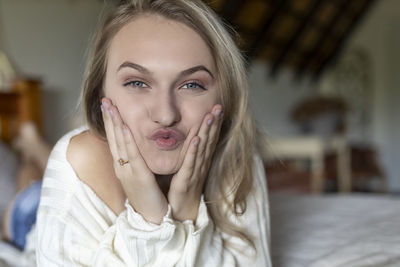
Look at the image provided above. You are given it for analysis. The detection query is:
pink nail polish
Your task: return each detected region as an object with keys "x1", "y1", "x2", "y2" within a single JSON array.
[
  {"x1": 100, "y1": 105, "x2": 104, "y2": 113},
  {"x1": 108, "y1": 108, "x2": 113, "y2": 117},
  {"x1": 215, "y1": 109, "x2": 222, "y2": 116},
  {"x1": 193, "y1": 138, "x2": 199, "y2": 146},
  {"x1": 207, "y1": 118, "x2": 213, "y2": 126},
  {"x1": 123, "y1": 125, "x2": 130, "y2": 135}
]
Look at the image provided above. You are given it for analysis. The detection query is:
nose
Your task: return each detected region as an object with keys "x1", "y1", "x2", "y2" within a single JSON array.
[{"x1": 150, "y1": 92, "x2": 181, "y2": 127}]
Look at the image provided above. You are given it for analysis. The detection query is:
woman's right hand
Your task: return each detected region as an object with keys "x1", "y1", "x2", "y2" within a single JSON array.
[{"x1": 101, "y1": 98, "x2": 168, "y2": 224}]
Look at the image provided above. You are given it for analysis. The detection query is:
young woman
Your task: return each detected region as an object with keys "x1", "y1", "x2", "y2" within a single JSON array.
[{"x1": 36, "y1": 0, "x2": 271, "y2": 266}]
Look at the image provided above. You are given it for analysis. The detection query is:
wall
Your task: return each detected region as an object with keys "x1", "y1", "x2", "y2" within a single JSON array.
[
  {"x1": 0, "y1": 0, "x2": 398, "y2": 191},
  {"x1": 0, "y1": 0, "x2": 107, "y2": 143},
  {"x1": 248, "y1": 62, "x2": 317, "y2": 137},
  {"x1": 332, "y1": 0, "x2": 400, "y2": 191},
  {"x1": 248, "y1": 0, "x2": 400, "y2": 192},
  {"x1": 384, "y1": 26, "x2": 400, "y2": 191}
]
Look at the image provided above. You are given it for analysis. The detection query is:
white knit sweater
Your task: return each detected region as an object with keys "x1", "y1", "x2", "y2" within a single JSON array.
[{"x1": 35, "y1": 127, "x2": 272, "y2": 266}]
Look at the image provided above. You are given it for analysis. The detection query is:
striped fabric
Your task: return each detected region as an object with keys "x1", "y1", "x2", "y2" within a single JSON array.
[{"x1": 35, "y1": 127, "x2": 272, "y2": 266}]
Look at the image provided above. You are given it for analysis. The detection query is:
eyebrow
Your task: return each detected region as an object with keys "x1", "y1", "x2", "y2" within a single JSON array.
[
  {"x1": 179, "y1": 65, "x2": 215, "y2": 80},
  {"x1": 117, "y1": 61, "x2": 151, "y2": 75},
  {"x1": 117, "y1": 61, "x2": 215, "y2": 80}
]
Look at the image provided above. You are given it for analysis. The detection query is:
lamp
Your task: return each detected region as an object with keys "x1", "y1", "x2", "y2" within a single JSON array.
[{"x1": 0, "y1": 50, "x2": 16, "y2": 90}]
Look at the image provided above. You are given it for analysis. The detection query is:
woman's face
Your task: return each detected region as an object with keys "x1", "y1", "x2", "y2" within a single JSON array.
[{"x1": 104, "y1": 14, "x2": 220, "y2": 175}]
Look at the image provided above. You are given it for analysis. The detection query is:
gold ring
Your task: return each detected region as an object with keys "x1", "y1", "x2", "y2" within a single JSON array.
[{"x1": 118, "y1": 158, "x2": 129, "y2": 166}]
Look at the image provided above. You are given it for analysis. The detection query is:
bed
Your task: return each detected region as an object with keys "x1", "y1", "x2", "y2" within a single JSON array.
[
  {"x1": 0, "y1": 79, "x2": 42, "y2": 267},
  {"x1": 1, "y1": 81, "x2": 400, "y2": 266},
  {"x1": 270, "y1": 192, "x2": 400, "y2": 266}
]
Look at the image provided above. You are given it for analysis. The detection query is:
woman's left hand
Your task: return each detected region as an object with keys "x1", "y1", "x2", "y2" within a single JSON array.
[{"x1": 168, "y1": 104, "x2": 223, "y2": 222}]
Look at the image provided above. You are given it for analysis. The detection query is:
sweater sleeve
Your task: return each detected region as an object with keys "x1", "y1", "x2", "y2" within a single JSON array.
[{"x1": 36, "y1": 131, "x2": 271, "y2": 266}]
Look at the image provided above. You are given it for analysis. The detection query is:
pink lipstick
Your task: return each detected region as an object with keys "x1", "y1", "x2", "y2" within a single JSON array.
[{"x1": 149, "y1": 128, "x2": 185, "y2": 150}]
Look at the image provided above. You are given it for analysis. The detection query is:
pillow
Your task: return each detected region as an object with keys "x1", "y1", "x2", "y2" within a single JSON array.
[{"x1": 0, "y1": 141, "x2": 18, "y2": 221}]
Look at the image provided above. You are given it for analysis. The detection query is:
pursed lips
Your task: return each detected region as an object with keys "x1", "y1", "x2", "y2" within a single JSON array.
[{"x1": 148, "y1": 128, "x2": 185, "y2": 150}]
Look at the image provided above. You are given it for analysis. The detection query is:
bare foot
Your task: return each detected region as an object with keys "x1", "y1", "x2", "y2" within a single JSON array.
[{"x1": 13, "y1": 121, "x2": 51, "y2": 172}]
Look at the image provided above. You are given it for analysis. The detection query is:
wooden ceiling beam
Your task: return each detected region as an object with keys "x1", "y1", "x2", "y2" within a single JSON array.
[
  {"x1": 219, "y1": 0, "x2": 247, "y2": 23},
  {"x1": 270, "y1": 0, "x2": 327, "y2": 76},
  {"x1": 295, "y1": 0, "x2": 350, "y2": 77},
  {"x1": 313, "y1": 0, "x2": 376, "y2": 79},
  {"x1": 245, "y1": 0, "x2": 290, "y2": 61}
]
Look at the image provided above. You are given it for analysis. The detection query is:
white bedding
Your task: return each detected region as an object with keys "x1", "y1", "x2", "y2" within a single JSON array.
[
  {"x1": 0, "y1": 226, "x2": 35, "y2": 267},
  {"x1": 270, "y1": 193, "x2": 400, "y2": 267},
  {"x1": 1, "y1": 192, "x2": 399, "y2": 266}
]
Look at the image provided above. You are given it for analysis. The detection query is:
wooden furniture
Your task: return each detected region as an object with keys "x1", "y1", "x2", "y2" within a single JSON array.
[
  {"x1": 0, "y1": 79, "x2": 42, "y2": 143},
  {"x1": 268, "y1": 135, "x2": 351, "y2": 193},
  {"x1": 265, "y1": 95, "x2": 352, "y2": 193}
]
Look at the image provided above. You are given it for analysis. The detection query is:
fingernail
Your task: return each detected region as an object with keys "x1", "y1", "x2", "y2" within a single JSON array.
[
  {"x1": 123, "y1": 125, "x2": 129, "y2": 135},
  {"x1": 102, "y1": 100, "x2": 109, "y2": 108},
  {"x1": 215, "y1": 109, "x2": 222, "y2": 117},
  {"x1": 219, "y1": 111, "x2": 224, "y2": 119},
  {"x1": 193, "y1": 137, "x2": 199, "y2": 146},
  {"x1": 100, "y1": 105, "x2": 104, "y2": 113},
  {"x1": 207, "y1": 118, "x2": 214, "y2": 126},
  {"x1": 108, "y1": 108, "x2": 114, "y2": 117}
]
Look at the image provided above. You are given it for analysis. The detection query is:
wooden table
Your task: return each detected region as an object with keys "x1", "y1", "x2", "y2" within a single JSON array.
[{"x1": 267, "y1": 135, "x2": 351, "y2": 193}]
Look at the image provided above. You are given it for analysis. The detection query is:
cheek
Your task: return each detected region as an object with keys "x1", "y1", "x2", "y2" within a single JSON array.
[
  {"x1": 114, "y1": 98, "x2": 147, "y2": 134},
  {"x1": 189, "y1": 112, "x2": 205, "y2": 132},
  {"x1": 182, "y1": 101, "x2": 214, "y2": 135}
]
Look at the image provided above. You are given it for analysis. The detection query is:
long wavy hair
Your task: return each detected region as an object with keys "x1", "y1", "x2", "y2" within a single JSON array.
[{"x1": 82, "y1": 0, "x2": 266, "y2": 250}]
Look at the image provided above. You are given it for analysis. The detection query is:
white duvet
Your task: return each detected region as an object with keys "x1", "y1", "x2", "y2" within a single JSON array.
[
  {"x1": 0, "y1": 226, "x2": 35, "y2": 267},
  {"x1": 270, "y1": 193, "x2": 400, "y2": 267},
  {"x1": 1, "y1": 193, "x2": 399, "y2": 267}
]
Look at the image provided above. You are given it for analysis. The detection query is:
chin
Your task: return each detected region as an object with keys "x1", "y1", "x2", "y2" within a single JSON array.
[
  {"x1": 146, "y1": 154, "x2": 182, "y2": 175},
  {"x1": 148, "y1": 163, "x2": 179, "y2": 176}
]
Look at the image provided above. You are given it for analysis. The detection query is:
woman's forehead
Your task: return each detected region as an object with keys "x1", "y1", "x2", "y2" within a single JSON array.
[{"x1": 107, "y1": 14, "x2": 216, "y2": 75}]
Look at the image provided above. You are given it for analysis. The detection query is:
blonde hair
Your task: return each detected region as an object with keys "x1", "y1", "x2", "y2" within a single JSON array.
[{"x1": 82, "y1": 0, "x2": 265, "y2": 250}]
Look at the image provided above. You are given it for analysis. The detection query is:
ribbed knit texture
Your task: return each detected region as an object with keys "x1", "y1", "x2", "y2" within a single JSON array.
[{"x1": 35, "y1": 127, "x2": 271, "y2": 266}]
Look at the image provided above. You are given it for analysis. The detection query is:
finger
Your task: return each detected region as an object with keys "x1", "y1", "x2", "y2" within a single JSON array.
[
  {"x1": 205, "y1": 104, "x2": 223, "y2": 161},
  {"x1": 101, "y1": 98, "x2": 120, "y2": 161},
  {"x1": 180, "y1": 136, "x2": 199, "y2": 178},
  {"x1": 170, "y1": 136, "x2": 199, "y2": 190},
  {"x1": 107, "y1": 103, "x2": 129, "y2": 167},
  {"x1": 194, "y1": 112, "x2": 214, "y2": 167},
  {"x1": 122, "y1": 124, "x2": 153, "y2": 178},
  {"x1": 193, "y1": 104, "x2": 222, "y2": 171}
]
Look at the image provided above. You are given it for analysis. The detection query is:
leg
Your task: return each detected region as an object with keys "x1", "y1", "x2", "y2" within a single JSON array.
[
  {"x1": 2, "y1": 181, "x2": 42, "y2": 249},
  {"x1": 2, "y1": 122, "x2": 49, "y2": 246},
  {"x1": 16, "y1": 160, "x2": 42, "y2": 192},
  {"x1": 13, "y1": 121, "x2": 51, "y2": 173},
  {"x1": 2, "y1": 199, "x2": 14, "y2": 242},
  {"x1": 2, "y1": 159, "x2": 41, "y2": 243}
]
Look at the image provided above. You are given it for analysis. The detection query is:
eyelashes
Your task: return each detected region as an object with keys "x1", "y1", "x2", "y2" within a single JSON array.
[
  {"x1": 180, "y1": 82, "x2": 207, "y2": 91},
  {"x1": 122, "y1": 80, "x2": 208, "y2": 91},
  {"x1": 123, "y1": 80, "x2": 148, "y2": 88}
]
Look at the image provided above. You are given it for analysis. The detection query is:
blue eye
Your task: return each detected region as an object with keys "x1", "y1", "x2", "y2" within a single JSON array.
[
  {"x1": 123, "y1": 80, "x2": 148, "y2": 88},
  {"x1": 181, "y1": 82, "x2": 207, "y2": 90}
]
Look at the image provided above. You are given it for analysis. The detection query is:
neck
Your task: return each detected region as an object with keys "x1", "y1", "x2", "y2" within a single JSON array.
[{"x1": 155, "y1": 174, "x2": 173, "y2": 197}]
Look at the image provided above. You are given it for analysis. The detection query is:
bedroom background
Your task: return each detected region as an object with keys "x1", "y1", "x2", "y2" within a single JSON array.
[
  {"x1": 0, "y1": 0, "x2": 398, "y2": 193},
  {"x1": 0, "y1": 0, "x2": 399, "y2": 266}
]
